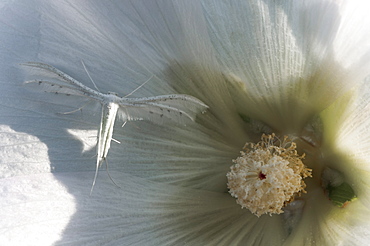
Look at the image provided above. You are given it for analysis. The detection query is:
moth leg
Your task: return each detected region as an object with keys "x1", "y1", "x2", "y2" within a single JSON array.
[
  {"x1": 104, "y1": 158, "x2": 121, "y2": 189},
  {"x1": 90, "y1": 158, "x2": 102, "y2": 195},
  {"x1": 57, "y1": 100, "x2": 92, "y2": 115},
  {"x1": 111, "y1": 138, "x2": 121, "y2": 144}
]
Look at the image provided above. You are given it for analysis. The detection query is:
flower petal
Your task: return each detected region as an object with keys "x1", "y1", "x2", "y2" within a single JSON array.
[
  {"x1": 0, "y1": 173, "x2": 76, "y2": 245},
  {"x1": 202, "y1": 0, "x2": 370, "y2": 131},
  {"x1": 0, "y1": 171, "x2": 287, "y2": 245}
]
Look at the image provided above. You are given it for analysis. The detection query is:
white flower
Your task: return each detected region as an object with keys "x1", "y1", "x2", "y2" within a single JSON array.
[{"x1": 1, "y1": 0, "x2": 370, "y2": 245}]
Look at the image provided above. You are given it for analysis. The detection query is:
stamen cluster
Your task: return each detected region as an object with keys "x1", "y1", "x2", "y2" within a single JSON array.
[{"x1": 227, "y1": 134, "x2": 312, "y2": 217}]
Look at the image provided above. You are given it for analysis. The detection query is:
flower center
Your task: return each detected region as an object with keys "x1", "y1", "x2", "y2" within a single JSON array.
[
  {"x1": 258, "y1": 172, "x2": 266, "y2": 180},
  {"x1": 227, "y1": 134, "x2": 312, "y2": 217}
]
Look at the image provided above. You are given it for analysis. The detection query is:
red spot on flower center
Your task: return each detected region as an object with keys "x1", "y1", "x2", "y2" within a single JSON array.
[{"x1": 259, "y1": 172, "x2": 266, "y2": 180}]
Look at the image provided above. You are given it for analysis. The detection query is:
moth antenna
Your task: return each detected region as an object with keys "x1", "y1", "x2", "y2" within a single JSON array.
[
  {"x1": 81, "y1": 60, "x2": 100, "y2": 92},
  {"x1": 124, "y1": 75, "x2": 154, "y2": 98}
]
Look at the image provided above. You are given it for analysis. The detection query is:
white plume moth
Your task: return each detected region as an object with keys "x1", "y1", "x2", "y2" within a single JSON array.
[{"x1": 22, "y1": 62, "x2": 208, "y2": 194}]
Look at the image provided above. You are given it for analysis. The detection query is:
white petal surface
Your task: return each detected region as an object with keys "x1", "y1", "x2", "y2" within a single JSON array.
[
  {"x1": 0, "y1": 172, "x2": 286, "y2": 246},
  {"x1": 0, "y1": 174, "x2": 75, "y2": 246},
  {"x1": 202, "y1": 0, "x2": 370, "y2": 132}
]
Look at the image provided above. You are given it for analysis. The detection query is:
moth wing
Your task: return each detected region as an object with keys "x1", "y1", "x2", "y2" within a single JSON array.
[
  {"x1": 117, "y1": 102, "x2": 195, "y2": 125},
  {"x1": 24, "y1": 80, "x2": 88, "y2": 97},
  {"x1": 118, "y1": 95, "x2": 208, "y2": 125},
  {"x1": 21, "y1": 62, "x2": 102, "y2": 100}
]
